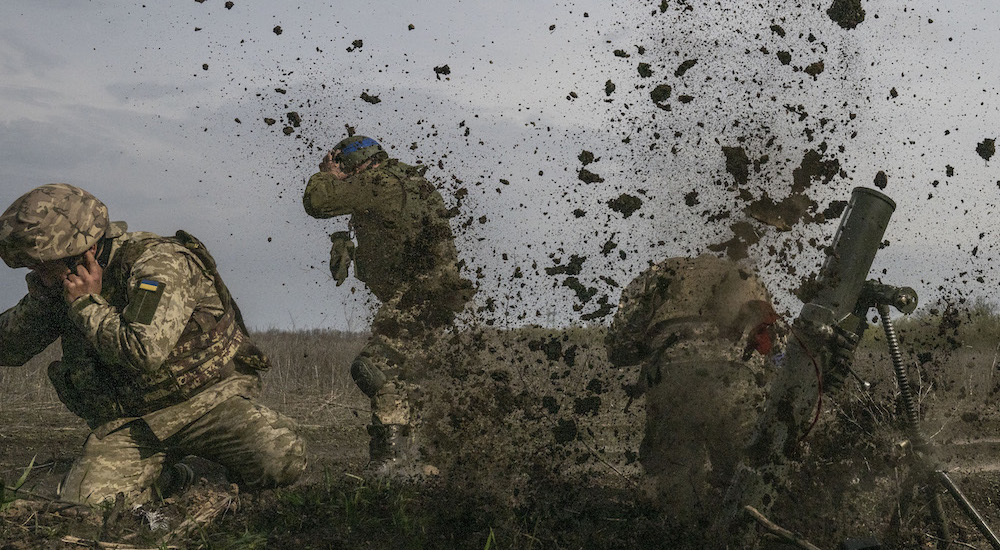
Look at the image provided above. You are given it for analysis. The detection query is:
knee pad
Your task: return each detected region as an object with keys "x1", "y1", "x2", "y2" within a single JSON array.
[{"x1": 351, "y1": 355, "x2": 388, "y2": 398}]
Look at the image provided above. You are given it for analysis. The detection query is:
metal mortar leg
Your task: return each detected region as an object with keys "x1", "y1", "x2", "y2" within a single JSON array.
[{"x1": 878, "y1": 304, "x2": 951, "y2": 547}]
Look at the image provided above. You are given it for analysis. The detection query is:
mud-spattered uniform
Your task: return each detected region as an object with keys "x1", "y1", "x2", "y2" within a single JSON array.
[
  {"x1": 0, "y1": 222, "x2": 306, "y2": 504},
  {"x1": 303, "y1": 159, "x2": 475, "y2": 433},
  {"x1": 605, "y1": 254, "x2": 780, "y2": 521}
]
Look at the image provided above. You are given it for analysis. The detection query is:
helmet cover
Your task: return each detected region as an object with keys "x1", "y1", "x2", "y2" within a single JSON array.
[{"x1": 0, "y1": 183, "x2": 109, "y2": 268}]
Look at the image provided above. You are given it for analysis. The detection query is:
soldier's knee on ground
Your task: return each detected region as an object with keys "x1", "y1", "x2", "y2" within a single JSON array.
[
  {"x1": 232, "y1": 405, "x2": 307, "y2": 489},
  {"x1": 57, "y1": 426, "x2": 166, "y2": 506},
  {"x1": 249, "y1": 435, "x2": 307, "y2": 489}
]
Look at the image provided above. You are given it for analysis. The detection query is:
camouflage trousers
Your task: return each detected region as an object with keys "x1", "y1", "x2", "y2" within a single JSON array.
[
  {"x1": 638, "y1": 338, "x2": 772, "y2": 521},
  {"x1": 57, "y1": 394, "x2": 306, "y2": 505},
  {"x1": 353, "y1": 329, "x2": 425, "y2": 429},
  {"x1": 356, "y1": 284, "x2": 466, "y2": 430}
]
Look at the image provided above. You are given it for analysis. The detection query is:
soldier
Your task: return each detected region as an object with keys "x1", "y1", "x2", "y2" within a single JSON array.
[
  {"x1": 605, "y1": 254, "x2": 782, "y2": 527},
  {"x1": 303, "y1": 135, "x2": 475, "y2": 471},
  {"x1": 0, "y1": 184, "x2": 306, "y2": 505}
]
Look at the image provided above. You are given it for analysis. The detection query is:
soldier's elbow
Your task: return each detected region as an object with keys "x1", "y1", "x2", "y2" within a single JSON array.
[
  {"x1": 125, "y1": 348, "x2": 168, "y2": 375},
  {"x1": 302, "y1": 195, "x2": 332, "y2": 219}
]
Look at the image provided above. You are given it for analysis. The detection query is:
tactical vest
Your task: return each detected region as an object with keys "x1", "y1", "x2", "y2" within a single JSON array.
[{"x1": 99, "y1": 230, "x2": 270, "y2": 416}]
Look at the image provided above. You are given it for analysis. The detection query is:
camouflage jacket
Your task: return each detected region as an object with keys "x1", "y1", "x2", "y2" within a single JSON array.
[
  {"x1": 605, "y1": 254, "x2": 779, "y2": 368},
  {"x1": 0, "y1": 222, "x2": 258, "y2": 434},
  {"x1": 303, "y1": 159, "x2": 472, "y2": 304}
]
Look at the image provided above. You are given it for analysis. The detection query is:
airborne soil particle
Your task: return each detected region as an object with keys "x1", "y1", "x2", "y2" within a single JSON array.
[
  {"x1": 563, "y1": 277, "x2": 597, "y2": 303},
  {"x1": 792, "y1": 148, "x2": 840, "y2": 192},
  {"x1": 827, "y1": 0, "x2": 866, "y2": 29},
  {"x1": 552, "y1": 418, "x2": 578, "y2": 443},
  {"x1": 803, "y1": 60, "x2": 824, "y2": 78},
  {"x1": 722, "y1": 146, "x2": 750, "y2": 186},
  {"x1": 580, "y1": 297, "x2": 614, "y2": 321},
  {"x1": 706, "y1": 221, "x2": 760, "y2": 260},
  {"x1": 674, "y1": 59, "x2": 697, "y2": 77},
  {"x1": 578, "y1": 167, "x2": 605, "y2": 183},
  {"x1": 359, "y1": 91, "x2": 380, "y2": 104},
  {"x1": 433, "y1": 65, "x2": 451, "y2": 79},
  {"x1": 977, "y1": 138, "x2": 995, "y2": 162},
  {"x1": 607, "y1": 193, "x2": 643, "y2": 217},
  {"x1": 822, "y1": 200, "x2": 848, "y2": 220},
  {"x1": 650, "y1": 84, "x2": 672, "y2": 107},
  {"x1": 874, "y1": 170, "x2": 888, "y2": 189},
  {"x1": 574, "y1": 396, "x2": 601, "y2": 416},
  {"x1": 637, "y1": 63, "x2": 653, "y2": 78}
]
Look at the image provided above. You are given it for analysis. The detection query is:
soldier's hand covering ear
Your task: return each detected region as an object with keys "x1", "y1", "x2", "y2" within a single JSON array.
[
  {"x1": 63, "y1": 249, "x2": 102, "y2": 304},
  {"x1": 329, "y1": 231, "x2": 355, "y2": 286}
]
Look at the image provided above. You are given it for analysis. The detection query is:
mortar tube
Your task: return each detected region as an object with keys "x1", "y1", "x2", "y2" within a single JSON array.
[{"x1": 813, "y1": 187, "x2": 896, "y2": 323}]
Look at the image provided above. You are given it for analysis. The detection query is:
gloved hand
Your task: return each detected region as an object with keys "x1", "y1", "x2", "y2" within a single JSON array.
[
  {"x1": 824, "y1": 323, "x2": 863, "y2": 390},
  {"x1": 329, "y1": 231, "x2": 355, "y2": 286}
]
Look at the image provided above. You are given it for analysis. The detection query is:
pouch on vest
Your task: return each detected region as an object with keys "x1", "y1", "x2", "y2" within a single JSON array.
[
  {"x1": 173, "y1": 230, "x2": 271, "y2": 373},
  {"x1": 48, "y1": 360, "x2": 124, "y2": 429}
]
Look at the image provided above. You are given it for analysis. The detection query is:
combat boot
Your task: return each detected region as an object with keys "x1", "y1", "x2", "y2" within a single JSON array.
[
  {"x1": 154, "y1": 462, "x2": 196, "y2": 499},
  {"x1": 366, "y1": 423, "x2": 422, "y2": 477}
]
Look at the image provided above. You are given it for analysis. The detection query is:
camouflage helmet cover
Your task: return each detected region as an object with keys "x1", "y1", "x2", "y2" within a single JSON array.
[
  {"x1": 0, "y1": 183, "x2": 110, "y2": 268},
  {"x1": 332, "y1": 135, "x2": 386, "y2": 172}
]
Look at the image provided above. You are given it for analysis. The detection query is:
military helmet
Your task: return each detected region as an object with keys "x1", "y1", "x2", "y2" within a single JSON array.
[
  {"x1": 0, "y1": 183, "x2": 110, "y2": 268},
  {"x1": 332, "y1": 135, "x2": 386, "y2": 172}
]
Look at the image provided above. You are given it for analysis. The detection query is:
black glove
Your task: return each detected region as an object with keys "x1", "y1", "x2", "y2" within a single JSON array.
[{"x1": 824, "y1": 323, "x2": 863, "y2": 390}]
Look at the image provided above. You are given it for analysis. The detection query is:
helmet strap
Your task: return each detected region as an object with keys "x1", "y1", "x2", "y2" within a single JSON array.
[{"x1": 96, "y1": 237, "x2": 113, "y2": 269}]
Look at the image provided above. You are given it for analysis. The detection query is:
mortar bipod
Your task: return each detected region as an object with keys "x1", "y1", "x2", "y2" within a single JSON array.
[{"x1": 854, "y1": 280, "x2": 1000, "y2": 550}]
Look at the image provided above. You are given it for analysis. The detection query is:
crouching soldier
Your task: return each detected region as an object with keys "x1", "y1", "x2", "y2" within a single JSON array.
[
  {"x1": 605, "y1": 254, "x2": 782, "y2": 526},
  {"x1": 0, "y1": 184, "x2": 306, "y2": 505}
]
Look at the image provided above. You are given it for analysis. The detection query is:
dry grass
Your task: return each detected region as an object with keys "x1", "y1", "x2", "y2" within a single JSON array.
[{"x1": 251, "y1": 328, "x2": 365, "y2": 407}]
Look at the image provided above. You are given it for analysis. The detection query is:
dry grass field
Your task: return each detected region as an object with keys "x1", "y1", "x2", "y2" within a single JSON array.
[{"x1": 3, "y1": 307, "x2": 1000, "y2": 549}]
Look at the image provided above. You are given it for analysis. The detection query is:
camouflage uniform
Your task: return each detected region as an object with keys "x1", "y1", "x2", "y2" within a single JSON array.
[
  {"x1": 605, "y1": 254, "x2": 780, "y2": 520},
  {"x1": 303, "y1": 148, "x2": 474, "y2": 462},
  {"x1": 0, "y1": 184, "x2": 306, "y2": 505}
]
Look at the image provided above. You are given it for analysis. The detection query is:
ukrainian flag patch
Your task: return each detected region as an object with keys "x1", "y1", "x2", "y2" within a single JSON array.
[
  {"x1": 125, "y1": 279, "x2": 167, "y2": 325},
  {"x1": 138, "y1": 279, "x2": 160, "y2": 292}
]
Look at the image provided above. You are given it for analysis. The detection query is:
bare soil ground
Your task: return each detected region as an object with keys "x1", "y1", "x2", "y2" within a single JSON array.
[{"x1": 3, "y1": 321, "x2": 1000, "y2": 549}]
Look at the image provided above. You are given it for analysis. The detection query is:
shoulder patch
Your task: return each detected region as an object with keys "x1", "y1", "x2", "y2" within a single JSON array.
[{"x1": 124, "y1": 279, "x2": 167, "y2": 325}]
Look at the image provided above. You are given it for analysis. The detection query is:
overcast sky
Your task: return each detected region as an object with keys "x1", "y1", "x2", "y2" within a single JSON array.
[{"x1": 0, "y1": 1, "x2": 997, "y2": 331}]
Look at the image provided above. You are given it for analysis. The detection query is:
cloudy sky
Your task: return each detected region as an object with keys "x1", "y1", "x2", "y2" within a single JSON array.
[{"x1": 0, "y1": 0, "x2": 997, "y2": 330}]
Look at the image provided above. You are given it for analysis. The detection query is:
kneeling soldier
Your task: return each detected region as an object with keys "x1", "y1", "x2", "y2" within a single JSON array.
[
  {"x1": 0, "y1": 184, "x2": 306, "y2": 504},
  {"x1": 605, "y1": 254, "x2": 782, "y2": 523}
]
